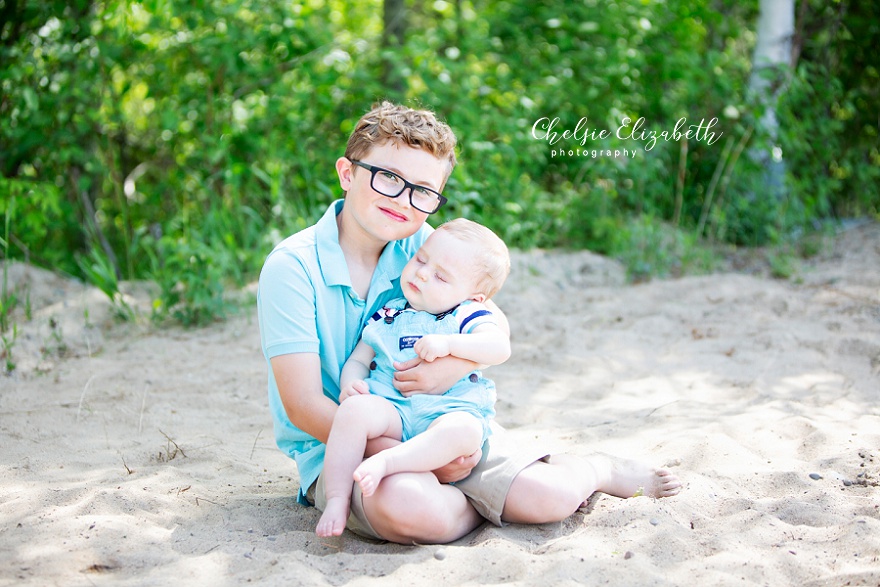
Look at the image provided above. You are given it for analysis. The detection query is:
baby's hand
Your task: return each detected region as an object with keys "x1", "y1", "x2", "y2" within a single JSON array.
[
  {"x1": 339, "y1": 380, "x2": 369, "y2": 402},
  {"x1": 414, "y1": 335, "x2": 450, "y2": 362}
]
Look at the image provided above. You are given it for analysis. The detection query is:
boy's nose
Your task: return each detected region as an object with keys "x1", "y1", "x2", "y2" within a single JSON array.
[{"x1": 393, "y1": 187, "x2": 413, "y2": 207}]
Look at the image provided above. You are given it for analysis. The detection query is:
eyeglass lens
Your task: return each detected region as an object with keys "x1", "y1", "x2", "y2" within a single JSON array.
[{"x1": 372, "y1": 170, "x2": 441, "y2": 213}]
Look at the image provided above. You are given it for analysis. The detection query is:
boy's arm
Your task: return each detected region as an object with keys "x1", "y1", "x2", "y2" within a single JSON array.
[
  {"x1": 271, "y1": 353, "x2": 336, "y2": 444},
  {"x1": 270, "y1": 341, "x2": 373, "y2": 444},
  {"x1": 393, "y1": 355, "x2": 480, "y2": 396},
  {"x1": 272, "y1": 352, "x2": 401, "y2": 458}
]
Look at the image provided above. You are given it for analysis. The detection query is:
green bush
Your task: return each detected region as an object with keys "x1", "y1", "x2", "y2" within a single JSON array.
[{"x1": 1, "y1": 0, "x2": 876, "y2": 325}]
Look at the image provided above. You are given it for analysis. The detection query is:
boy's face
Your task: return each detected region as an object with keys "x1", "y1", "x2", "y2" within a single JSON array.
[
  {"x1": 336, "y1": 142, "x2": 448, "y2": 245},
  {"x1": 400, "y1": 229, "x2": 485, "y2": 315}
]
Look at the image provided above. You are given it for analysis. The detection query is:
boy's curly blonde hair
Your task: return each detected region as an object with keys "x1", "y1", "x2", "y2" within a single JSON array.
[
  {"x1": 436, "y1": 218, "x2": 510, "y2": 299},
  {"x1": 344, "y1": 101, "x2": 458, "y2": 181}
]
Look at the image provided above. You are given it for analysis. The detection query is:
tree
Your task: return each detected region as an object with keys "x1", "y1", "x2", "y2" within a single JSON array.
[
  {"x1": 748, "y1": 0, "x2": 795, "y2": 200},
  {"x1": 382, "y1": 0, "x2": 407, "y2": 99}
]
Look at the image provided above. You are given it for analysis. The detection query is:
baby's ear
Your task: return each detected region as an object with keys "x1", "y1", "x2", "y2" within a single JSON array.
[{"x1": 470, "y1": 293, "x2": 487, "y2": 304}]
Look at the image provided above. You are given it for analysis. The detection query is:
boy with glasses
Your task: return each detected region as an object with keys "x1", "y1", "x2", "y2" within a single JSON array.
[{"x1": 258, "y1": 101, "x2": 681, "y2": 544}]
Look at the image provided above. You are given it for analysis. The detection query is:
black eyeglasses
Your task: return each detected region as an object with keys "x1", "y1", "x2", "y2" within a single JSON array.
[{"x1": 350, "y1": 159, "x2": 448, "y2": 214}]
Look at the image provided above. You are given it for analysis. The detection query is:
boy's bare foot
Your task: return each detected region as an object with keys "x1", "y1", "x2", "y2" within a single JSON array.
[
  {"x1": 353, "y1": 454, "x2": 389, "y2": 497},
  {"x1": 316, "y1": 496, "x2": 349, "y2": 537},
  {"x1": 589, "y1": 455, "x2": 682, "y2": 500}
]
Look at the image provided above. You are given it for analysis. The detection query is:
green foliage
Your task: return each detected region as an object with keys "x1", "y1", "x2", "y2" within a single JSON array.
[
  {"x1": 0, "y1": 0, "x2": 877, "y2": 325},
  {"x1": 1, "y1": 323, "x2": 18, "y2": 374},
  {"x1": 145, "y1": 230, "x2": 228, "y2": 327},
  {"x1": 75, "y1": 248, "x2": 134, "y2": 321},
  {"x1": 1, "y1": 205, "x2": 17, "y2": 335},
  {"x1": 0, "y1": 177, "x2": 74, "y2": 271},
  {"x1": 767, "y1": 249, "x2": 799, "y2": 280},
  {"x1": 606, "y1": 215, "x2": 720, "y2": 282},
  {"x1": 2, "y1": 196, "x2": 20, "y2": 372},
  {"x1": 778, "y1": 59, "x2": 879, "y2": 223}
]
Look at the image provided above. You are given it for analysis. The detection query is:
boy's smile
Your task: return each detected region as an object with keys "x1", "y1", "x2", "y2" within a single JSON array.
[{"x1": 378, "y1": 204, "x2": 409, "y2": 223}]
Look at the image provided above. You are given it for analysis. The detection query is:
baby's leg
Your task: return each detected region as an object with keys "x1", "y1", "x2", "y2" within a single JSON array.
[
  {"x1": 316, "y1": 395, "x2": 403, "y2": 537},
  {"x1": 354, "y1": 411, "x2": 483, "y2": 497}
]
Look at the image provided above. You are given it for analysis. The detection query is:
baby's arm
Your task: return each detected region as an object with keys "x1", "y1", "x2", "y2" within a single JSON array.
[
  {"x1": 414, "y1": 305, "x2": 511, "y2": 365},
  {"x1": 339, "y1": 341, "x2": 375, "y2": 402},
  {"x1": 483, "y1": 298, "x2": 510, "y2": 336}
]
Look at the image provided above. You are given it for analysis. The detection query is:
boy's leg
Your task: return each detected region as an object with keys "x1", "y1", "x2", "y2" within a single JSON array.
[
  {"x1": 361, "y1": 471, "x2": 484, "y2": 544},
  {"x1": 501, "y1": 454, "x2": 682, "y2": 524},
  {"x1": 454, "y1": 426, "x2": 681, "y2": 526},
  {"x1": 316, "y1": 395, "x2": 403, "y2": 537},
  {"x1": 314, "y1": 467, "x2": 485, "y2": 544},
  {"x1": 354, "y1": 411, "x2": 484, "y2": 496}
]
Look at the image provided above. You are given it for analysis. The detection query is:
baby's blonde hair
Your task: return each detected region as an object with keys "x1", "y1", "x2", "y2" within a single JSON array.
[
  {"x1": 435, "y1": 218, "x2": 510, "y2": 299},
  {"x1": 345, "y1": 101, "x2": 457, "y2": 181}
]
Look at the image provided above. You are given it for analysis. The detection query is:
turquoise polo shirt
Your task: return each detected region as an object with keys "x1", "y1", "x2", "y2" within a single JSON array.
[{"x1": 257, "y1": 199, "x2": 432, "y2": 504}]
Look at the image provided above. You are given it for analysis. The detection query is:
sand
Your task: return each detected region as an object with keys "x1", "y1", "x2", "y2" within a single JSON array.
[{"x1": 1, "y1": 222, "x2": 878, "y2": 587}]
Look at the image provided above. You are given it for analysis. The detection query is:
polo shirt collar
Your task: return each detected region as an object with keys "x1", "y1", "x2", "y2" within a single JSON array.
[
  {"x1": 315, "y1": 200, "x2": 351, "y2": 287},
  {"x1": 314, "y1": 199, "x2": 409, "y2": 300}
]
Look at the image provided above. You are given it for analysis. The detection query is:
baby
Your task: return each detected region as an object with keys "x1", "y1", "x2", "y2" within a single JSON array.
[{"x1": 316, "y1": 218, "x2": 511, "y2": 537}]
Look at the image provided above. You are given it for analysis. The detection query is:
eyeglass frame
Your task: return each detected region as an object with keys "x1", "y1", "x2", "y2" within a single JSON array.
[{"x1": 349, "y1": 159, "x2": 448, "y2": 214}]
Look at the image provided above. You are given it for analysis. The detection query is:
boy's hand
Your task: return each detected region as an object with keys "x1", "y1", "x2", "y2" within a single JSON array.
[
  {"x1": 339, "y1": 380, "x2": 369, "y2": 402},
  {"x1": 393, "y1": 355, "x2": 476, "y2": 396},
  {"x1": 413, "y1": 334, "x2": 450, "y2": 363},
  {"x1": 432, "y1": 448, "x2": 483, "y2": 483}
]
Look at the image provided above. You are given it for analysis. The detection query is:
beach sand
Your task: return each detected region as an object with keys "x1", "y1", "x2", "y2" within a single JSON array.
[{"x1": 1, "y1": 222, "x2": 878, "y2": 586}]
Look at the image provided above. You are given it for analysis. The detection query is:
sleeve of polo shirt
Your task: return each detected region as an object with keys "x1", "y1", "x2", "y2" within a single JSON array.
[{"x1": 258, "y1": 248, "x2": 320, "y2": 359}]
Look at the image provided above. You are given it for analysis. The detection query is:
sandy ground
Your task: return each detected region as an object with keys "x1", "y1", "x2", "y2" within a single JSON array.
[{"x1": 1, "y1": 222, "x2": 878, "y2": 587}]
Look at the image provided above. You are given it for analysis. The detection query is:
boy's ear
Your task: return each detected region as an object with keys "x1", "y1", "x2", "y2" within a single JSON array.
[
  {"x1": 336, "y1": 157, "x2": 353, "y2": 191},
  {"x1": 470, "y1": 293, "x2": 487, "y2": 304}
]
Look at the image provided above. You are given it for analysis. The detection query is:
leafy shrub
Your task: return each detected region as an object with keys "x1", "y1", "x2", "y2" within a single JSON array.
[{"x1": 0, "y1": 0, "x2": 876, "y2": 327}]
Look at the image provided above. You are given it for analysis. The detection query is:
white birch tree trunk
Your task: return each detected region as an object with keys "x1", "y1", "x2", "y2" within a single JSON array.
[{"x1": 749, "y1": 0, "x2": 795, "y2": 199}]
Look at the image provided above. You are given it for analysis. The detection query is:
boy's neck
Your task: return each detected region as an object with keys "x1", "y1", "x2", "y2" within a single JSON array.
[
  {"x1": 336, "y1": 209, "x2": 386, "y2": 298},
  {"x1": 336, "y1": 209, "x2": 386, "y2": 262}
]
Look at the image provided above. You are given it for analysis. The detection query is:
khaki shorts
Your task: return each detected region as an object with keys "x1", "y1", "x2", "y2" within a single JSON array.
[
  {"x1": 307, "y1": 424, "x2": 549, "y2": 538},
  {"x1": 454, "y1": 422, "x2": 551, "y2": 526}
]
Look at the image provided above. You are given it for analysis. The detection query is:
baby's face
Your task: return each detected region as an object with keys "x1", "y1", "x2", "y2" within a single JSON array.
[{"x1": 400, "y1": 230, "x2": 483, "y2": 315}]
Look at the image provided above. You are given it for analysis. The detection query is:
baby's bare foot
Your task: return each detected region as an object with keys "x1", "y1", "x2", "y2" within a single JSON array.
[
  {"x1": 353, "y1": 455, "x2": 389, "y2": 497},
  {"x1": 591, "y1": 455, "x2": 682, "y2": 499},
  {"x1": 316, "y1": 497, "x2": 349, "y2": 537}
]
